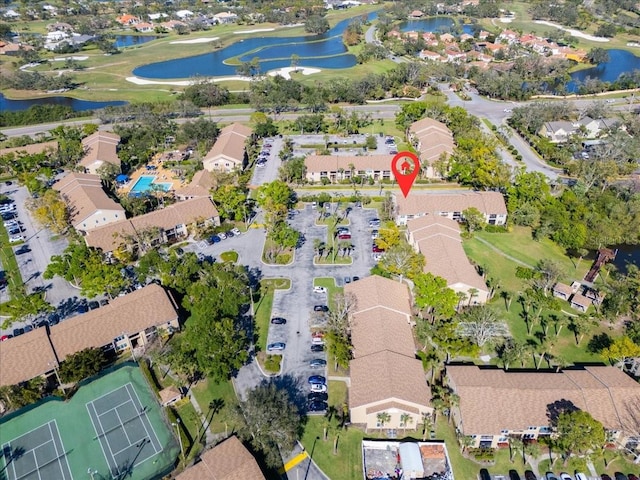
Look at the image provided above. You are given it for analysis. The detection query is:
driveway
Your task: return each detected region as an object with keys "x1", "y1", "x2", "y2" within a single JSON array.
[{"x1": 249, "y1": 136, "x2": 284, "y2": 187}]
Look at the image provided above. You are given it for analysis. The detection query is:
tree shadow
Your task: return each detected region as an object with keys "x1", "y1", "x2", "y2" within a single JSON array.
[
  {"x1": 587, "y1": 332, "x2": 612, "y2": 353},
  {"x1": 0, "y1": 445, "x2": 26, "y2": 478},
  {"x1": 546, "y1": 399, "x2": 579, "y2": 426}
]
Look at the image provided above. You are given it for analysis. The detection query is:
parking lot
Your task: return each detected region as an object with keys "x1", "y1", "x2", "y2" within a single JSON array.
[{"x1": 249, "y1": 136, "x2": 283, "y2": 187}]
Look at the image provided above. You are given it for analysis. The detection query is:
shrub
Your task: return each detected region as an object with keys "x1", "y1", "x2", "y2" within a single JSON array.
[{"x1": 263, "y1": 355, "x2": 282, "y2": 373}]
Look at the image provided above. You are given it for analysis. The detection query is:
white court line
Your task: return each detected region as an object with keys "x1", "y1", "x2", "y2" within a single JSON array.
[
  {"x1": 86, "y1": 401, "x2": 119, "y2": 477},
  {"x1": 88, "y1": 384, "x2": 130, "y2": 404},
  {"x1": 110, "y1": 437, "x2": 148, "y2": 458},
  {"x1": 3, "y1": 421, "x2": 66, "y2": 480},
  {"x1": 114, "y1": 407, "x2": 133, "y2": 445},
  {"x1": 96, "y1": 398, "x2": 135, "y2": 419},
  {"x1": 51, "y1": 420, "x2": 73, "y2": 480},
  {"x1": 126, "y1": 384, "x2": 161, "y2": 455}
]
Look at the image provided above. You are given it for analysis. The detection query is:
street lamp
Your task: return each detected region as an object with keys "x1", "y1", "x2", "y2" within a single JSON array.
[
  {"x1": 48, "y1": 361, "x2": 65, "y2": 395},
  {"x1": 172, "y1": 419, "x2": 184, "y2": 464}
]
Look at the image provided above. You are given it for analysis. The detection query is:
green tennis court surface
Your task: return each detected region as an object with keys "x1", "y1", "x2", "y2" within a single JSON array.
[{"x1": 0, "y1": 364, "x2": 179, "y2": 480}]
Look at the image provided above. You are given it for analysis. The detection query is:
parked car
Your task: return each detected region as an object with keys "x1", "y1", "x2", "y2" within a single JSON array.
[
  {"x1": 313, "y1": 305, "x2": 328, "y2": 312},
  {"x1": 15, "y1": 245, "x2": 31, "y2": 255},
  {"x1": 313, "y1": 286, "x2": 327, "y2": 294},
  {"x1": 307, "y1": 392, "x2": 328, "y2": 402},
  {"x1": 309, "y1": 359, "x2": 327, "y2": 368},
  {"x1": 308, "y1": 375, "x2": 326, "y2": 385},
  {"x1": 9, "y1": 235, "x2": 24, "y2": 243},
  {"x1": 47, "y1": 313, "x2": 60, "y2": 325},
  {"x1": 0, "y1": 334, "x2": 12, "y2": 341},
  {"x1": 560, "y1": 474, "x2": 574, "y2": 480},
  {"x1": 270, "y1": 317, "x2": 287, "y2": 325},
  {"x1": 209, "y1": 235, "x2": 221, "y2": 244},
  {"x1": 615, "y1": 474, "x2": 629, "y2": 480},
  {"x1": 546, "y1": 474, "x2": 559, "y2": 480},
  {"x1": 23, "y1": 325, "x2": 33, "y2": 333},
  {"x1": 369, "y1": 218, "x2": 381, "y2": 228},
  {"x1": 372, "y1": 245, "x2": 385, "y2": 253},
  {"x1": 267, "y1": 342, "x2": 286, "y2": 352},
  {"x1": 218, "y1": 232, "x2": 227, "y2": 240},
  {"x1": 307, "y1": 401, "x2": 328, "y2": 412},
  {"x1": 524, "y1": 471, "x2": 538, "y2": 480},
  {"x1": 627, "y1": 475, "x2": 639, "y2": 480},
  {"x1": 601, "y1": 476, "x2": 612, "y2": 480},
  {"x1": 311, "y1": 337, "x2": 325, "y2": 345},
  {"x1": 344, "y1": 277, "x2": 351, "y2": 284},
  {"x1": 575, "y1": 474, "x2": 588, "y2": 480},
  {"x1": 353, "y1": 276, "x2": 360, "y2": 282},
  {"x1": 231, "y1": 228, "x2": 241, "y2": 236},
  {"x1": 12, "y1": 327, "x2": 24, "y2": 337},
  {"x1": 257, "y1": 161, "x2": 266, "y2": 168},
  {"x1": 3, "y1": 219, "x2": 18, "y2": 227},
  {"x1": 338, "y1": 234, "x2": 351, "y2": 240},
  {"x1": 479, "y1": 469, "x2": 492, "y2": 480},
  {"x1": 310, "y1": 383, "x2": 327, "y2": 393},
  {"x1": 310, "y1": 344, "x2": 325, "y2": 352},
  {"x1": 226, "y1": 231, "x2": 235, "y2": 238},
  {"x1": 88, "y1": 301, "x2": 100, "y2": 310},
  {"x1": 508, "y1": 470, "x2": 521, "y2": 480}
]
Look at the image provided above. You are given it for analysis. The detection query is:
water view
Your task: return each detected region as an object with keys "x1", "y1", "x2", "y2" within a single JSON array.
[
  {"x1": 400, "y1": 17, "x2": 474, "y2": 35},
  {"x1": 0, "y1": 93, "x2": 127, "y2": 113},
  {"x1": 567, "y1": 48, "x2": 640, "y2": 92},
  {"x1": 610, "y1": 244, "x2": 640, "y2": 275},
  {"x1": 114, "y1": 35, "x2": 161, "y2": 48}
]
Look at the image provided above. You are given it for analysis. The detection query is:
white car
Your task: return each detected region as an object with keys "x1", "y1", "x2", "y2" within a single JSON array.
[
  {"x1": 231, "y1": 228, "x2": 241, "y2": 236},
  {"x1": 9, "y1": 235, "x2": 24, "y2": 243},
  {"x1": 559, "y1": 474, "x2": 573, "y2": 480},
  {"x1": 574, "y1": 474, "x2": 587, "y2": 480},
  {"x1": 310, "y1": 383, "x2": 327, "y2": 393},
  {"x1": 313, "y1": 286, "x2": 327, "y2": 294},
  {"x1": 218, "y1": 232, "x2": 227, "y2": 240}
]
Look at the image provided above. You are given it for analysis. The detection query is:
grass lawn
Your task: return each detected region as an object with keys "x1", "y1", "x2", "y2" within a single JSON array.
[
  {"x1": 538, "y1": 451, "x2": 640, "y2": 478},
  {"x1": 174, "y1": 399, "x2": 204, "y2": 462},
  {"x1": 0, "y1": 224, "x2": 25, "y2": 304},
  {"x1": 254, "y1": 278, "x2": 291, "y2": 353},
  {"x1": 219, "y1": 250, "x2": 238, "y2": 262},
  {"x1": 261, "y1": 237, "x2": 294, "y2": 265},
  {"x1": 190, "y1": 378, "x2": 242, "y2": 436},
  {"x1": 314, "y1": 218, "x2": 354, "y2": 265},
  {"x1": 313, "y1": 277, "x2": 344, "y2": 311}
]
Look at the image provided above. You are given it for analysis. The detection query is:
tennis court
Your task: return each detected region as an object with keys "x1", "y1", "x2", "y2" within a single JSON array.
[{"x1": 0, "y1": 364, "x2": 179, "y2": 480}]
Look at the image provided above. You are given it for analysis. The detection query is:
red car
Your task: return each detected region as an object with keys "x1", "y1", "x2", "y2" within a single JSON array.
[
  {"x1": 338, "y1": 234, "x2": 351, "y2": 240},
  {"x1": 0, "y1": 334, "x2": 12, "y2": 341},
  {"x1": 372, "y1": 245, "x2": 384, "y2": 253}
]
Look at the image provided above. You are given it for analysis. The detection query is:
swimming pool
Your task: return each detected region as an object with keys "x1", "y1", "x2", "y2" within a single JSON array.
[{"x1": 130, "y1": 175, "x2": 173, "y2": 194}]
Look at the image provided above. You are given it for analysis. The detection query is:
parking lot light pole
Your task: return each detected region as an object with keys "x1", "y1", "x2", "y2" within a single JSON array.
[{"x1": 172, "y1": 419, "x2": 184, "y2": 464}]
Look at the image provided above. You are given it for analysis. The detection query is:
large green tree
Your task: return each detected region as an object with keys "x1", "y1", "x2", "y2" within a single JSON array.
[
  {"x1": 58, "y1": 347, "x2": 107, "y2": 383},
  {"x1": 413, "y1": 273, "x2": 459, "y2": 322},
  {"x1": 555, "y1": 410, "x2": 605, "y2": 459}
]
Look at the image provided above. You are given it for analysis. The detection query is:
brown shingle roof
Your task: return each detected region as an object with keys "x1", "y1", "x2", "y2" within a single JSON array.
[
  {"x1": 85, "y1": 197, "x2": 219, "y2": 251},
  {"x1": 396, "y1": 191, "x2": 507, "y2": 217},
  {"x1": 79, "y1": 131, "x2": 121, "y2": 169},
  {"x1": 350, "y1": 307, "x2": 416, "y2": 359},
  {"x1": 571, "y1": 293, "x2": 592, "y2": 310},
  {"x1": 158, "y1": 386, "x2": 182, "y2": 405},
  {"x1": 52, "y1": 172, "x2": 125, "y2": 228},
  {"x1": 553, "y1": 282, "x2": 573, "y2": 298},
  {"x1": 407, "y1": 216, "x2": 488, "y2": 292},
  {"x1": 305, "y1": 155, "x2": 395, "y2": 174},
  {"x1": 49, "y1": 284, "x2": 178, "y2": 360},
  {"x1": 0, "y1": 328, "x2": 58, "y2": 387},
  {"x1": 409, "y1": 118, "x2": 454, "y2": 165},
  {"x1": 447, "y1": 365, "x2": 640, "y2": 435},
  {"x1": 0, "y1": 141, "x2": 58, "y2": 157},
  {"x1": 204, "y1": 123, "x2": 251, "y2": 167},
  {"x1": 350, "y1": 350, "x2": 431, "y2": 408},
  {"x1": 175, "y1": 169, "x2": 217, "y2": 198},
  {"x1": 176, "y1": 436, "x2": 266, "y2": 480},
  {"x1": 344, "y1": 275, "x2": 412, "y2": 317}
]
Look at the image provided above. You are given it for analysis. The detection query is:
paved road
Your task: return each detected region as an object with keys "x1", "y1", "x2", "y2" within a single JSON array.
[{"x1": 249, "y1": 136, "x2": 283, "y2": 187}]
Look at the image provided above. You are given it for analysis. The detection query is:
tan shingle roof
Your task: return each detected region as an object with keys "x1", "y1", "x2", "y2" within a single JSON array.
[
  {"x1": 79, "y1": 131, "x2": 121, "y2": 169},
  {"x1": 447, "y1": 365, "x2": 640, "y2": 435},
  {"x1": 350, "y1": 351, "x2": 431, "y2": 408},
  {"x1": 553, "y1": 282, "x2": 573, "y2": 297},
  {"x1": 305, "y1": 155, "x2": 394, "y2": 174},
  {"x1": 0, "y1": 141, "x2": 58, "y2": 157},
  {"x1": 204, "y1": 123, "x2": 251, "y2": 166},
  {"x1": 49, "y1": 284, "x2": 178, "y2": 360},
  {"x1": 175, "y1": 169, "x2": 216, "y2": 198},
  {"x1": 396, "y1": 191, "x2": 507, "y2": 217},
  {"x1": 52, "y1": 172, "x2": 125, "y2": 228},
  {"x1": 85, "y1": 197, "x2": 219, "y2": 251},
  {"x1": 351, "y1": 307, "x2": 416, "y2": 359},
  {"x1": 344, "y1": 275, "x2": 412, "y2": 317},
  {"x1": 159, "y1": 386, "x2": 182, "y2": 405},
  {"x1": 176, "y1": 436, "x2": 265, "y2": 480},
  {"x1": 407, "y1": 216, "x2": 488, "y2": 292},
  {"x1": 0, "y1": 328, "x2": 58, "y2": 387},
  {"x1": 409, "y1": 118, "x2": 454, "y2": 164}
]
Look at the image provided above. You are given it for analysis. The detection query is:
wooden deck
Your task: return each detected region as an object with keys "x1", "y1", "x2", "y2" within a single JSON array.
[{"x1": 584, "y1": 248, "x2": 617, "y2": 283}]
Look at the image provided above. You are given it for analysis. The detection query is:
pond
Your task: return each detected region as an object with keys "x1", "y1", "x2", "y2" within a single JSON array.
[
  {"x1": 609, "y1": 244, "x2": 640, "y2": 275},
  {"x1": 132, "y1": 11, "x2": 378, "y2": 79},
  {"x1": 566, "y1": 49, "x2": 640, "y2": 92},
  {"x1": 399, "y1": 17, "x2": 474, "y2": 35},
  {"x1": 0, "y1": 93, "x2": 127, "y2": 112},
  {"x1": 113, "y1": 35, "x2": 161, "y2": 48}
]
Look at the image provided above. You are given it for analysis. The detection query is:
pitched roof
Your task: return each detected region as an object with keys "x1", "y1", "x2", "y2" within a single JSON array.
[
  {"x1": 408, "y1": 216, "x2": 488, "y2": 292},
  {"x1": 85, "y1": 197, "x2": 219, "y2": 251},
  {"x1": 52, "y1": 172, "x2": 125, "y2": 227},
  {"x1": 79, "y1": 131, "x2": 121, "y2": 169},
  {"x1": 159, "y1": 386, "x2": 182, "y2": 405},
  {"x1": 408, "y1": 118, "x2": 455, "y2": 165},
  {"x1": 305, "y1": 154, "x2": 395, "y2": 174},
  {"x1": 49, "y1": 284, "x2": 178, "y2": 361},
  {"x1": 0, "y1": 328, "x2": 58, "y2": 387},
  {"x1": 174, "y1": 169, "x2": 216, "y2": 198},
  {"x1": 350, "y1": 350, "x2": 431, "y2": 408},
  {"x1": 553, "y1": 282, "x2": 573, "y2": 297},
  {"x1": 447, "y1": 365, "x2": 640, "y2": 435},
  {"x1": 0, "y1": 141, "x2": 58, "y2": 157},
  {"x1": 396, "y1": 191, "x2": 507, "y2": 217},
  {"x1": 176, "y1": 436, "x2": 265, "y2": 480},
  {"x1": 204, "y1": 123, "x2": 251, "y2": 165},
  {"x1": 350, "y1": 307, "x2": 416, "y2": 359},
  {"x1": 345, "y1": 275, "x2": 412, "y2": 317}
]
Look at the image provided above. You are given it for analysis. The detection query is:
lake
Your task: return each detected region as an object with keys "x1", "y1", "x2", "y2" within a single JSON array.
[
  {"x1": 0, "y1": 93, "x2": 127, "y2": 112},
  {"x1": 132, "y1": 12, "x2": 379, "y2": 79},
  {"x1": 114, "y1": 35, "x2": 161, "y2": 48},
  {"x1": 400, "y1": 17, "x2": 474, "y2": 35},
  {"x1": 610, "y1": 244, "x2": 640, "y2": 275},
  {"x1": 567, "y1": 49, "x2": 640, "y2": 92}
]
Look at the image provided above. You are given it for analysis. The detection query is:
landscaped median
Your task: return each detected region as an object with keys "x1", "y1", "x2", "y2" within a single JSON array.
[
  {"x1": 253, "y1": 278, "x2": 291, "y2": 373},
  {"x1": 314, "y1": 214, "x2": 354, "y2": 265}
]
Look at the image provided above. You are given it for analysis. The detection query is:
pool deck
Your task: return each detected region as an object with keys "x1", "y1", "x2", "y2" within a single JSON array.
[{"x1": 118, "y1": 153, "x2": 189, "y2": 195}]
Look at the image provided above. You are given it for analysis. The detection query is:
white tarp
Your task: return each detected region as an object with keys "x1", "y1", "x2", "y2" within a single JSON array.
[{"x1": 399, "y1": 443, "x2": 424, "y2": 479}]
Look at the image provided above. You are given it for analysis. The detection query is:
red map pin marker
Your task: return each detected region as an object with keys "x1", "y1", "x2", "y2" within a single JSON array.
[{"x1": 391, "y1": 151, "x2": 420, "y2": 198}]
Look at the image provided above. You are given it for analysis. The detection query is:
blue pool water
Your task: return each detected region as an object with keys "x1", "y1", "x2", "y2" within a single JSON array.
[{"x1": 130, "y1": 175, "x2": 172, "y2": 194}]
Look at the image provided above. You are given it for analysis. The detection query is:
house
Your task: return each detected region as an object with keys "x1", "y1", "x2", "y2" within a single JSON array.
[
  {"x1": 79, "y1": 131, "x2": 121, "y2": 175},
  {"x1": 570, "y1": 293, "x2": 592, "y2": 312},
  {"x1": 134, "y1": 22, "x2": 155, "y2": 33},
  {"x1": 446, "y1": 365, "x2": 640, "y2": 449},
  {"x1": 212, "y1": 11, "x2": 238, "y2": 24},
  {"x1": 552, "y1": 282, "x2": 573, "y2": 300},
  {"x1": 175, "y1": 9, "x2": 193, "y2": 19},
  {"x1": 176, "y1": 435, "x2": 266, "y2": 480},
  {"x1": 444, "y1": 48, "x2": 467, "y2": 62},
  {"x1": 47, "y1": 22, "x2": 72, "y2": 32},
  {"x1": 497, "y1": 29, "x2": 519, "y2": 44},
  {"x1": 345, "y1": 276, "x2": 432, "y2": 432},
  {"x1": 84, "y1": 197, "x2": 220, "y2": 253},
  {"x1": 3, "y1": 9, "x2": 20, "y2": 19},
  {"x1": 0, "y1": 284, "x2": 179, "y2": 387},
  {"x1": 148, "y1": 13, "x2": 168, "y2": 21},
  {"x1": 116, "y1": 14, "x2": 140, "y2": 25},
  {"x1": 362, "y1": 441, "x2": 454, "y2": 480},
  {"x1": 539, "y1": 117, "x2": 618, "y2": 143},
  {"x1": 409, "y1": 10, "x2": 424, "y2": 18},
  {"x1": 0, "y1": 141, "x2": 57, "y2": 157},
  {"x1": 439, "y1": 33, "x2": 455, "y2": 44},
  {"x1": 394, "y1": 191, "x2": 508, "y2": 226},
  {"x1": 0, "y1": 41, "x2": 33, "y2": 55},
  {"x1": 53, "y1": 173, "x2": 126, "y2": 232},
  {"x1": 407, "y1": 118, "x2": 455, "y2": 178},
  {"x1": 158, "y1": 386, "x2": 182, "y2": 406},
  {"x1": 419, "y1": 50, "x2": 444, "y2": 62},
  {"x1": 304, "y1": 154, "x2": 394, "y2": 183},
  {"x1": 203, "y1": 123, "x2": 252, "y2": 173},
  {"x1": 407, "y1": 216, "x2": 489, "y2": 304},
  {"x1": 174, "y1": 170, "x2": 217, "y2": 201}
]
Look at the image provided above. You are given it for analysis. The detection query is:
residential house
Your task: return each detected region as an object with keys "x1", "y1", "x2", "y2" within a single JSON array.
[
  {"x1": 345, "y1": 276, "x2": 433, "y2": 432},
  {"x1": 478, "y1": 30, "x2": 491, "y2": 40},
  {"x1": 439, "y1": 33, "x2": 455, "y2": 44},
  {"x1": 79, "y1": 131, "x2": 121, "y2": 175},
  {"x1": 3, "y1": 9, "x2": 20, "y2": 19},
  {"x1": 175, "y1": 9, "x2": 193, "y2": 19},
  {"x1": 570, "y1": 293, "x2": 592, "y2": 312},
  {"x1": 47, "y1": 22, "x2": 72, "y2": 32},
  {"x1": 409, "y1": 10, "x2": 424, "y2": 18},
  {"x1": 394, "y1": 191, "x2": 508, "y2": 226},
  {"x1": 84, "y1": 197, "x2": 220, "y2": 253},
  {"x1": 203, "y1": 123, "x2": 252, "y2": 173},
  {"x1": 407, "y1": 118, "x2": 455, "y2": 178},
  {"x1": 212, "y1": 12, "x2": 238, "y2": 24},
  {"x1": 539, "y1": 117, "x2": 618, "y2": 143},
  {"x1": 460, "y1": 33, "x2": 474, "y2": 43},
  {"x1": 407, "y1": 216, "x2": 489, "y2": 304},
  {"x1": 304, "y1": 154, "x2": 394, "y2": 183},
  {"x1": 0, "y1": 284, "x2": 179, "y2": 387},
  {"x1": 174, "y1": 170, "x2": 216, "y2": 200},
  {"x1": 419, "y1": 50, "x2": 444, "y2": 62},
  {"x1": 0, "y1": 41, "x2": 33, "y2": 55},
  {"x1": 134, "y1": 22, "x2": 155, "y2": 33},
  {"x1": 148, "y1": 13, "x2": 168, "y2": 21},
  {"x1": 444, "y1": 48, "x2": 467, "y2": 62},
  {"x1": 176, "y1": 436, "x2": 266, "y2": 480},
  {"x1": 497, "y1": 29, "x2": 519, "y2": 44},
  {"x1": 446, "y1": 365, "x2": 640, "y2": 450},
  {"x1": 552, "y1": 282, "x2": 573, "y2": 301},
  {"x1": 53, "y1": 172, "x2": 126, "y2": 232},
  {"x1": 116, "y1": 14, "x2": 140, "y2": 25}
]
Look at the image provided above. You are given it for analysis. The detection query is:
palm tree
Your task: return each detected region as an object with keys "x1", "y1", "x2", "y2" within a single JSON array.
[
  {"x1": 501, "y1": 290, "x2": 513, "y2": 311},
  {"x1": 456, "y1": 291, "x2": 468, "y2": 311},
  {"x1": 467, "y1": 288, "x2": 479, "y2": 306},
  {"x1": 421, "y1": 412, "x2": 433, "y2": 441},
  {"x1": 509, "y1": 436, "x2": 524, "y2": 462},
  {"x1": 400, "y1": 413, "x2": 413, "y2": 434},
  {"x1": 376, "y1": 411, "x2": 391, "y2": 433}
]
